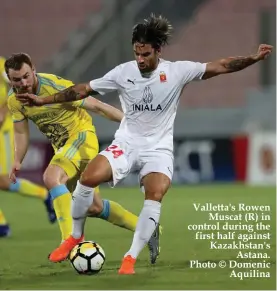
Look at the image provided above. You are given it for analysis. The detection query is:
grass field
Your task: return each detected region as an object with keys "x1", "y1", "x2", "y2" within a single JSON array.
[{"x1": 0, "y1": 184, "x2": 276, "y2": 290}]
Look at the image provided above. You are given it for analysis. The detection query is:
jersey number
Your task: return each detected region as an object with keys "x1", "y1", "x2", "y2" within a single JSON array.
[{"x1": 105, "y1": 145, "x2": 123, "y2": 158}]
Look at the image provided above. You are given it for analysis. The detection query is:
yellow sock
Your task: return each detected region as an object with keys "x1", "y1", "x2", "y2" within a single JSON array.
[
  {"x1": 49, "y1": 185, "x2": 73, "y2": 241},
  {"x1": 9, "y1": 178, "x2": 48, "y2": 200},
  {"x1": 0, "y1": 208, "x2": 7, "y2": 225},
  {"x1": 99, "y1": 200, "x2": 138, "y2": 232}
]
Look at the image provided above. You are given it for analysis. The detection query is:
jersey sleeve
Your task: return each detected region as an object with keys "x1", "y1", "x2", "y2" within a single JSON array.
[
  {"x1": 0, "y1": 57, "x2": 7, "y2": 81},
  {"x1": 175, "y1": 61, "x2": 207, "y2": 85},
  {"x1": 0, "y1": 58, "x2": 9, "y2": 106},
  {"x1": 7, "y1": 95, "x2": 26, "y2": 122},
  {"x1": 89, "y1": 65, "x2": 121, "y2": 95}
]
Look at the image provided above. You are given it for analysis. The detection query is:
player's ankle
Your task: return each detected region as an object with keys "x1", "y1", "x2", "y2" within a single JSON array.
[{"x1": 71, "y1": 234, "x2": 83, "y2": 240}]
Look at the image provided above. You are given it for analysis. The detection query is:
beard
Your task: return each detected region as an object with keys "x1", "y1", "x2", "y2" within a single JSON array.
[
  {"x1": 14, "y1": 80, "x2": 36, "y2": 94},
  {"x1": 138, "y1": 64, "x2": 153, "y2": 74}
]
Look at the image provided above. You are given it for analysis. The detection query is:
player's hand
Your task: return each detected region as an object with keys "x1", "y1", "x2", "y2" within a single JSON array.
[
  {"x1": 16, "y1": 93, "x2": 44, "y2": 106},
  {"x1": 9, "y1": 161, "x2": 21, "y2": 184},
  {"x1": 256, "y1": 44, "x2": 273, "y2": 61}
]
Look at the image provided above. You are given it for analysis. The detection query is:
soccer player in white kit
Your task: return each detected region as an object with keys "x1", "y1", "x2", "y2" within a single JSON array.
[{"x1": 17, "y1": 14, "x2": 273, "y2": 274}]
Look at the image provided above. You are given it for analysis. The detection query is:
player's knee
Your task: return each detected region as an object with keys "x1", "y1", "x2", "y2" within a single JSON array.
[
  {"x1": 43, "y1": 166, "x2": 68, "y2": 189},
  {"x1": 43, "y1": 171, "x2": 58, "y2": 189},
  {"x1": 145, "y1": 189, "x2": 164, "y2": 202},
  {"x1": 80, "y1": 170, "x2": 100, "y2": 188}
]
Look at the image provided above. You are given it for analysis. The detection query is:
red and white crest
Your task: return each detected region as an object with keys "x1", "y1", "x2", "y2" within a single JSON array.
[{"x1": 159, "y1": 71, "x2": 167, "y2": 82}]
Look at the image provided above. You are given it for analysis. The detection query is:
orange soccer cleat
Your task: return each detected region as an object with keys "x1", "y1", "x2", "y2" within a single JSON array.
[
  {"x1": 118, "y1": 255, "x2": 136, "y2": 275},
  {"x1": 48, "y1": 235, "x2": 84, "y2": 263}
]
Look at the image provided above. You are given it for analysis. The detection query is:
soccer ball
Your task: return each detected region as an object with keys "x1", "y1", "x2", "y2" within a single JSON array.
[{"x1": 69, "y1": 241, "x2": 105, "y2": 275}]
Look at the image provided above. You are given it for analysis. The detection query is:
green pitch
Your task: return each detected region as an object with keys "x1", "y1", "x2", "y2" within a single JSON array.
[{"x1": 0, "y1": 185, "x2": 275, "y2": 290}]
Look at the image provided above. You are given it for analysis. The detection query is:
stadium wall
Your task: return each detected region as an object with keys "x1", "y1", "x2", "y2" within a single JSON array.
[
  {"x1": 99, "y1": 132, "x2": 276, "y2": 186},
  {"x1": 19, "y1": 132, "x2": 276, "y2": 186}
]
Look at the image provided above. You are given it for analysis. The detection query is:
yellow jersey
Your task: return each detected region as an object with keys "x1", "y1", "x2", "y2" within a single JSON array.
[
  {"x1": 8, "y1": 73, "x2": 95, "y2": 150},
  {"x1": 0, "y1": 56, "x2": 13, "y2": 132},
  {"x1": 0, "y1": 56, "x2": 8, "y2": 108}
]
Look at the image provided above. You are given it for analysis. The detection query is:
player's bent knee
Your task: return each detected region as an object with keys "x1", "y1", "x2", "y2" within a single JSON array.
[
  {"x1": 43, "y1": 171, "x2": 59, "y2": 189},
  {"x1": 145, "y1": 190, "x2": 165, "y2": 202},
  {"x1": 43, "y1": 165, "x2": 68, "y2": 189},
  {"x1": 80, "y1": 171, "x2": 102, "y2": 188},
  {"x1": 80, "y1": 155, "x2": 112, "y2": 188}
]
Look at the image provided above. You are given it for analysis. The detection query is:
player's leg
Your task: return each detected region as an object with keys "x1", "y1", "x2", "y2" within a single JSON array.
[
  {"x1": 70, "y1": 155, "x2": 113, "y2": 238},
  {"x1": 119, "y1": 173, "x2": 170, "y2": 274},
  {"x1": 0, "y1": 208, "x2": 10, "y2": 237},
  {"x1": 45, "y1": 131, "x2": 98, "y2": 242},
  {"x1": 92, "y1": 190, "x2": 160, "y2": 265},
  {"x1": 0, "y1": 174, "x2": 47, "y2": 199},
  {"x1": 0, "y1": 130, "x2": 11, "y2": 236},
  {"x1": 0, "y1": 126, "x2": 47, "y2": 198},
  {"x1": 0, "y1": 127, "x2": 55, "y2": 223},
  {"x1": 43, "y1": 163, "x2": 72, "y2": 241},
  {"x1": 49, "y1": 141, "x2": 134, "y2": 262},
  {"x1": 72, "y1": 154, "x2": 139, "y2": 237},
  {"x1": 71, "y1": 139, "x2": 140, "y2": 239},
  {"x1": 119, "y1": 153, "x2": 173, "y2": 274},
  {"x1": 48, "y1": 154, "x2": 114, "y2": 262},
  {"x1": 91, "y1": 193, "x2": 138, "y2": 232},
  {"x1": 0, "y1": 174, "x2": 56, "y2": 223},
  {"x1": 66, "y1": 132, "x2": 138, "y2": 233}
]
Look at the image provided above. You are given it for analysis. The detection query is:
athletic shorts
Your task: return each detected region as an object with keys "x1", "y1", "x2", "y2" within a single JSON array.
[
  {"x1": 99, "y1": 139, "x2": 174, "y2": 188},
  {"x1": 50, "y1": 130, "x2": 99, "y2": 191}
]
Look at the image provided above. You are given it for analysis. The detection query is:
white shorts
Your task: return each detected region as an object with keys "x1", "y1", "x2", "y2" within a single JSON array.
[{"x1": 99, "y1": 140, "x2": 174, "y2": 188}]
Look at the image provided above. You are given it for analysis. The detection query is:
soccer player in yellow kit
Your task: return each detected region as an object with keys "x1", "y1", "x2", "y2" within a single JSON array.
[
  {"x1": 0, "y1": 56, "x2": 56, "y2": 237},
  {"x1": 6, "y1": 53, "x2": 141, "y2": 255}
]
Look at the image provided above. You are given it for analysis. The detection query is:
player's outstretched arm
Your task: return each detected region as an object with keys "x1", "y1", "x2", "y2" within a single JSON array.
[
  {"x1": 16, "y1": 83, "x2": 99, "y2": 106},
  {"x1": 9, "y1": 120, "x2": 29, "y2": 183},
  {"x1": 203, "y1": 44, "x2": 273, "y2": 80},
  {"x1": 82, "y1": 97, "x2": 124, "y2": 122}
]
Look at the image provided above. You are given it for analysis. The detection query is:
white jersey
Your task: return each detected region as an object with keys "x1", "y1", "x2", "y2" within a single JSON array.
[{"x1": 90, "y1": 59, "x2": 206, "y2": 153}]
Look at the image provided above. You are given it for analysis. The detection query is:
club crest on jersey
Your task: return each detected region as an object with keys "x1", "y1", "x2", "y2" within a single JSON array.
[
  {"x1": 132, "y1": 86, "x2": 162, "y2": 112},
  {"x1": 159, "y1": 71, "x2": 167, "y2": 82}
]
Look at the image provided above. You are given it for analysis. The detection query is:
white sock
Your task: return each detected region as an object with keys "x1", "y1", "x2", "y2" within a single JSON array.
[
  {"x1": 71, "y1": 181, "x2": 94, "y2": 239},
  {"x1": 125, "y1": 199, "x2": 161, "y2": 259}
]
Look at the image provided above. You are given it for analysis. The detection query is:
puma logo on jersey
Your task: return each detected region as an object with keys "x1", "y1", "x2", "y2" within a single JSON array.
[{"x1": 127, "y1": 79, "x2": 135, "y2": 85}]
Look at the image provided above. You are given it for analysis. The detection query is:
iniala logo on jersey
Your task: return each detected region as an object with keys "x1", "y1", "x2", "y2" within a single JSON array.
[{"x1": 132, "y1": 86, "x2": 162, "y2": 112}]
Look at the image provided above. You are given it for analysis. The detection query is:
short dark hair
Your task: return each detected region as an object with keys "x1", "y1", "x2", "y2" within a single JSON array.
[
  {"x1": 132, "y1": 14, "x2": 173, "y2": 49},
  {"x1": 4, "y1": 53, "x2": 33, "y2": 76}
]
